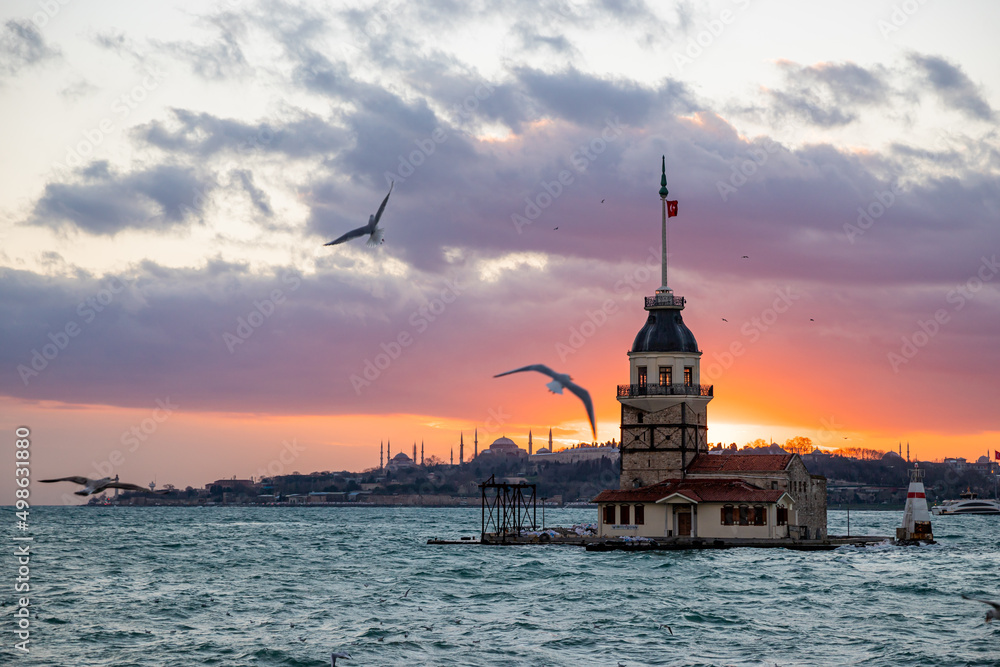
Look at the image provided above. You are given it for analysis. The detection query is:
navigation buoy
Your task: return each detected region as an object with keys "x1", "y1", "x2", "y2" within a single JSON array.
[{"x1": 896, "y1": 463, "x2": 934, "y2": 545}]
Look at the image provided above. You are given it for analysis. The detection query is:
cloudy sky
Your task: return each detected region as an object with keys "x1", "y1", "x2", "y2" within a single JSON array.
[{"x1": 2, "y1": 0, "x2": 998, "y2": 503}]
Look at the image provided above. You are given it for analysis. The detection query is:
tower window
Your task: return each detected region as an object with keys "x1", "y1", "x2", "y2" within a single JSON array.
[
  {"x1": 637, "y1": 366, "x2": 647, "y2": 387},
  {"x1": 659, "y1": 367, "x2": 671, "y2": 386},
  {"x1": 683, "y1": 367, "x2": 693, "y2": 386}
]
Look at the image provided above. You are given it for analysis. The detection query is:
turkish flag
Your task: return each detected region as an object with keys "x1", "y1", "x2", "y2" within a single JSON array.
[
  {"x1": 667, "y1": 200, "x2": 678, "y2": 217},
  {"x1": 995, "y1": 449, "x2": 999, "y2": 461}
]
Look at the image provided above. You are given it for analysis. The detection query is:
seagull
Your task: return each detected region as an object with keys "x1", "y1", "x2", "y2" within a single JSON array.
[
  {"x1": 403, "y1": 588, "x2": 411, "y2": 598},
  {"x1": 323, "y1": 181, "x2": 393, "y2": 247},
  {"x1": 494, "y1": 364, "x2": 596, "y2": 439},
  {"x1": 741, "y1": 255, "x2": 749, "y2": 259},
  {"x1": 721, "y1": 318, "x2": 728, "y2": 322},
  {"x1": 331, "y1": 652, "x2": 351, "y2": 666},
  {"x1": 659, "y1": 624, "x2": 673, "y2": 635},
  {"x1": 601, "y1": 199, "x2": 605, "y2": 203},
  {"x1": 961, "y1": 594, "x2": 999, "y2": 623},
  {"x1": 39, "y1": 476, "x2": 167, "y2": 496}
]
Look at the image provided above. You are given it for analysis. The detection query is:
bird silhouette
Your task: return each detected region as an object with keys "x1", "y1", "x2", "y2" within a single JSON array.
[
  {"x1": 494, "y1": 364, "x2": 596, "y2": 439},
  {"x1": 39, "y1": 476, "x2": 168, "y2": 496},
  {"x1": 721, "y1": 318, "x2": 728, "y2": 322},
  {"x1": 962, "y1": 594, "x2": 999, "y2": 623},
  {"x1": 324, "y1": 182, "x2": 393, "y2": 247}
]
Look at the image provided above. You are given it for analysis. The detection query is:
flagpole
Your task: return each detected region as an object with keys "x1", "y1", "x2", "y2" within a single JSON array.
[{"x1": 659, "y1": 155, "x2": 670, "y2": 293}]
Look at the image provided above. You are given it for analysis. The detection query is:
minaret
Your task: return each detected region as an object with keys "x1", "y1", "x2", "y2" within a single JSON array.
[
  {"x1": 528, "y1": 430, "x2": 533, "y2": 455},
  {"x1": 907, "y1": 441, "x2": 910, "y2": 462},
  {"x1": 387, "y1": 440, "x2": 391, "y2": 462},
  {"x1": 549, "y1": 427, "x2": 553, "y2": 451},
  {"x1": 380, "y1": 440, "x2": 384, "y2": 469},
  {"x1": 474, "y1": 428, "x2": 478, "y2": 459},
  {"x1": 459, "y1": 432, "x2": 464, "y2": 464},
  {"x1": 421, "y1": 440, "x2": 424, "y2": 465},
  {"x1": 413, "y1": 442, "x2": 417, "y2": 462},
  {"x1": 617, "y1": 158, "x2": 712, "y2": 488},
  {"x1": 450, "y1": 448, "x2": 454, "y2": 465}
]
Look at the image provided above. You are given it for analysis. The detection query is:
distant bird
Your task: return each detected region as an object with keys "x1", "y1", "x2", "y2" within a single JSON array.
[
  {"x1": 961, "y1": 594, "x2": 999, "y2": 623},
  {"x1": 39, "y1": 476, "x2": 167, "y2": 496},
  {"x1": 721, "y1": 318, "x2": 728, "y2": 322},
  {"x1": 331, "y1": 652, "x2": 351, "y2": 666},
  {"x1": 323, "y1": 181, "x2": 394, "y2": 247},
  {"x1": 809, "y1": 318, "x2": 814, "y2": 321},
  {"x1": 403, "y1": 588, "x2": 411, "y2": 598},
  {"x1": 659, "y1": 624, "x2": 673, "y2": 635},
  {"x1": 494, "y1": 364, "x2": 596, "y2": 439},
  {"x1": 741, "y1": 255, "x2": 749, "y2": 259},
  {"x1": 601, "y1": 199, "x2": 605, "y2": 203},
  {"x1": 553, "y1": 227, "x2": 559, "y2": 230}
]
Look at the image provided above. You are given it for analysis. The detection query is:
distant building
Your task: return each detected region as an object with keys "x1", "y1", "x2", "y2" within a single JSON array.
[
  {"x1": 478, "y1": 436, "x2": 527, "y2": 458},
  {"x1": 531, "y1": 445, "x2": 619, "y2": 464},
  {"x1": 386, "y1": 451, "x2": 417, "y2": 471}
]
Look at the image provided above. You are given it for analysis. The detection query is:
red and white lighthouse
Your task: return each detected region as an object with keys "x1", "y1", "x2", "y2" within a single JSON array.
[{"x1": 897, "y1": 464, "x2": 934, "y2": 544}]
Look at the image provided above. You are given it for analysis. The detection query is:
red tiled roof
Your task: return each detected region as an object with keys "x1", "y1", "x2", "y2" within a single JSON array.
[
  {"x1": 592, "y1": 478, "x2": 785, "y2": 504},
  {"x1": 685, "y1": 454, "x2": 794, "y2": 473}
]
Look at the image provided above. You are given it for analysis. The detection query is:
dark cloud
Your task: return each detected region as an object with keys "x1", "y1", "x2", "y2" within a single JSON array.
[
  {"x1": 765, "y1": 61, "x2": 893, "y2": 128},
  {"x1": 909, "y1": 53, "x2": 994, "y2": 121},
  {"x1": 29, "y1": 162, "x2": 213, "y2": 235},
  {"x1": 136, "y1": 108, "x2": 350, "y2": 159},
  {"x1": 0, "y1": 19, "x2": 60, "y2": 78}
]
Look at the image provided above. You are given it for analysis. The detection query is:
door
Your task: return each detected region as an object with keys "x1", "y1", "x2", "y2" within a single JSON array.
[{"x1": 677, "y1": 511, "x2": 692, "y2": 536}]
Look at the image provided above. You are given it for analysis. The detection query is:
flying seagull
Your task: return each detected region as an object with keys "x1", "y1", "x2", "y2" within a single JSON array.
[
  {"x1": 961, "y1": 594, "x2": 999, "y2": 623},
  {"x1": 721, "y1": 318, "x2": 728, "y2": 322},
  {"x1": 39, "y1": 476, "x2": 168, "y2": 496},
  {"x1": 324, "y1": 181, "x2": 394, "y2": 247},
  {"x1": 494, "y1": 364, "x2": 596, "y2": 439},
  {"x1": 331, "y1": 652, "x2": 351, "y2": 666},
  {"x1": 741, "y1": 255, "x2": 749, "y2": 258}
]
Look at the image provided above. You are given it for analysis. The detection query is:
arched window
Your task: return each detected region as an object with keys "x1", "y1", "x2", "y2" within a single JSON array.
[
  {"x1": 776, "y1": 505, "x2": 788, "y2": 526},
  {"x1": 753, "y1": 505, "x2": 766, "y2": 526},
  {"x1": 603, "y1": 504, "x2": 615, "y2": 524},
  {"x1": 620, "y1": 504, "x2": 631, "y2": 525},
  {"x1": 721, "y1": 504, "x2": 735, "y2": 525},
  {"x1": 738, "y1": 504, "x2": 750, "y2": 526}
]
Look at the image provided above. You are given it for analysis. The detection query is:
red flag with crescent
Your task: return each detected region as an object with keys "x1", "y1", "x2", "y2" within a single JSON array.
[
  {"x1": 667, "y1": 200, "x2": 678, "y2": 217},
  {"x1": 995, "y1": 449, "x2": 999, "y2": 461}
]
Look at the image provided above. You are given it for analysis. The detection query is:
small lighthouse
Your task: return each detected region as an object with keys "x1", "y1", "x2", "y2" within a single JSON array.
[{"x1": 896, "y1": 464, "x2": 934, "y2": 544}]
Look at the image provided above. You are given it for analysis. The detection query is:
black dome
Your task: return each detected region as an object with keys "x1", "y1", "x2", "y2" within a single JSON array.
[{"x1": 631, "y1": 308, "x2": 699, "y2": 353}]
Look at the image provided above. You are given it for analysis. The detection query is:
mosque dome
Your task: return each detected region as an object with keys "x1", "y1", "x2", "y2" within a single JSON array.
[
  {"x1": 488, "y1": 437, "x2": 525, "y2": 456},
  {"x1": 631, "y1": 308, "x2": 699, "y2": 353}
]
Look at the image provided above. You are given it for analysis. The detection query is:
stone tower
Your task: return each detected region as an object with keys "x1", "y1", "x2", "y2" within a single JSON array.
[{"x1": 617, "y1": 157, "x2": 713, "y2": 488}]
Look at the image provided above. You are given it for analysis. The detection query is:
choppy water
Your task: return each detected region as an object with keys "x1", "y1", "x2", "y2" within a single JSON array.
[{"x1": 3, "y1": 507, "x2": 998, "y2": 666}]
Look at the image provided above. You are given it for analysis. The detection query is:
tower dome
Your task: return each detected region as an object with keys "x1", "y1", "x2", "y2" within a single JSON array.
[{"x1": 631, "y1": 307, "x2": 699, "y2": 353}]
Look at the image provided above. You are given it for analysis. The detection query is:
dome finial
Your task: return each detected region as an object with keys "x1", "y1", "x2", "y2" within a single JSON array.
[{"x1": 659, "y1": 155, "x2": 669, "y2": 197}]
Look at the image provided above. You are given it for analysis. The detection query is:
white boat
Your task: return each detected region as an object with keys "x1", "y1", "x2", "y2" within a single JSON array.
[{"x1": 931, "y1": 489, "x2": 1000, "y2": 515}]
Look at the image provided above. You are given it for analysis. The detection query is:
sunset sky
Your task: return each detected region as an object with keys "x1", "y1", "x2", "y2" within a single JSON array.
[{"x1": 2, "y1": 0, "x2": 998, "y2": 504}]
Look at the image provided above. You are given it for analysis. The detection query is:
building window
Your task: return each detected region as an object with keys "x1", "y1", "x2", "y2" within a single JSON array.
[
  {"x1": 776, "y1": 506, "x2": 788, "y2": 526},
  {"x1": 603, "y1": 505, "x2": 615, "y2": 524},
  {"x1": 738, "y1": 504, "x2": 749, "y2": 526},
  {"x1": 637, "y1": 366, "x2": 647, "y2": 387},
  {"x1": 721, "y1": 505, "x2": 735, "y2": 525},
  {"x1": 634, "y1": 504, "x2": 645, "y2": 525},
  {"x1": 771, "y1": 481, "x2": 778, "y2": 490},
  {"x1": 620, "y1": 504, "x2": 630, "y2": 525},
  {"x1": 659, "y1": 367, "x2": 671, "y2": 386},
  {"x1": 753, "y1": 505, "x2": 766, "y2": 526},
  {"x1": 683, "y1": 367, "x2": 693, "y2": 386},
  {"x1": 637, "y1": 412, "x2": 643, "y2": 424}
]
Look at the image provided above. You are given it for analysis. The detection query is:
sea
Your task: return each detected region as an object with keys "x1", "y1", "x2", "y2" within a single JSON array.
[{"x1": 3, "y1": 507, "x2": 998, "y2": 667}]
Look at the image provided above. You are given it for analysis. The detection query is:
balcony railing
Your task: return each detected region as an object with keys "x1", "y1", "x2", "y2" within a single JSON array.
[
  {"x1": 645, "y1": 294, "x2": 685, "y2": 308},
  {"x1": 617, "y1": 383, "x2": 713, "y2": 398}
]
